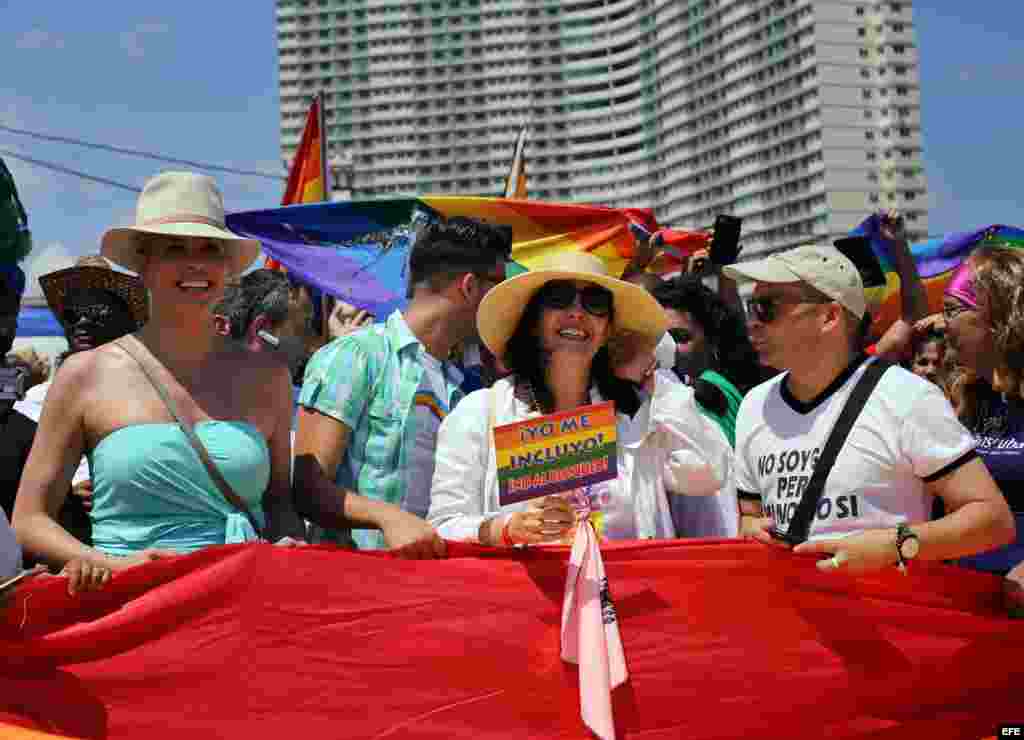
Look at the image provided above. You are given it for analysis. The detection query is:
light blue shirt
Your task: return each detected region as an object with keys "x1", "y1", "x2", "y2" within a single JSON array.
[{"x1": 299, "y1": 311, "x2": 464, "y2": 549}]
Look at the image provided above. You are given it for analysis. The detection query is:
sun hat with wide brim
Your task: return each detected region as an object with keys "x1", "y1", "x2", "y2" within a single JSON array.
[
  {"x1": 101, "y1": 171, "x2": 261, "y2": 276},
  {"x1": 477, "y1": 251, "x2": 668, "y2": 360},
  {"x1": 39, "y1": 254, "x2": 149, "y2": 330}
]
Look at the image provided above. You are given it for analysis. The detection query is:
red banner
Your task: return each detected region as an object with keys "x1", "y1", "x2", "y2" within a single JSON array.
[{"x1": 0, "y1": 541, "x2": 1019, "y2": 739}]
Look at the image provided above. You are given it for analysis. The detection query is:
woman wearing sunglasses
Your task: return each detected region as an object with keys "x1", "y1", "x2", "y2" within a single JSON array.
[
  {"x1": 652, "y1": 275, "x2": 769, "y2": 448},
  {"x1": 943, "y1": 246, "x2": 1024, "y2": 596},
  {"x1": 427, "y1": 252, "x2": 735, "y2": 546}
]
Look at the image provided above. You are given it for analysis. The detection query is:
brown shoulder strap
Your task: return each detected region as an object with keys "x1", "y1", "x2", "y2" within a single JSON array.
[{"x1": 115, "y1": 337, "x2": 262, "y2": 536}]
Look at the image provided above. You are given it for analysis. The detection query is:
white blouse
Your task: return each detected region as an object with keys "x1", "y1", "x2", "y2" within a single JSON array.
[{"x1": 427, "y1": 371, "x2": 737, "y2": 543}]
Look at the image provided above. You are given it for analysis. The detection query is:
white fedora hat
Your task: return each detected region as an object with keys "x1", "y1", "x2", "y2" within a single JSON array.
[
  {"x1": 477, "y1": 250, "x2": 668, "y2": 359},
  {"x1": 101, "y1": 171, "x2": 261, "y2": 276}
]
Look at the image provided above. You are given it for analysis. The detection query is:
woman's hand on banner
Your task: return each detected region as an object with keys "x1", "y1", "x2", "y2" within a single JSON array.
[
  {"x1": 507, "y1": 496, "x2": 576, "y2": 545},
  {"x1": 61, "y1": 559, "x2": 112, "y2": 596}
]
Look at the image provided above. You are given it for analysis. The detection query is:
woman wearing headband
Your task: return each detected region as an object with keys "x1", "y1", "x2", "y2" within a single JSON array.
[
  {"x1": 943, "y1": 245, "x2": 1024, "y2": 592},
  {"x1": 14, "y1": 172, "x2": 305, "y2": 592},
  {"x1": 427, "y1": 252, "x2": 735, "y2": 545}
]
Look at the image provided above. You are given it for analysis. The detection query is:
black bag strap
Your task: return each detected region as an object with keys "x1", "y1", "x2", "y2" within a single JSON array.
[
  {"x1": 780, "y1": 358, "x2": 893, "y2": 544},
  {"x1": 115, "y1": 337, "x2": 263, "y2": 537}
]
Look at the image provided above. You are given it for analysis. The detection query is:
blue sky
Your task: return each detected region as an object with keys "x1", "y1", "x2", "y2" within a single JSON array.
[{"x1": 2, "y1": 2, "x2": 1022, "y2": 298}]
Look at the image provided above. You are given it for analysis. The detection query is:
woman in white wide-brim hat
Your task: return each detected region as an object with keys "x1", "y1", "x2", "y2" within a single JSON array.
[
  {"x1": 14, "y1": 172, "x2": 305, "y2": 592},
  {"x1": 427, "y1": 251, "x2": 737, "y2": 546}
]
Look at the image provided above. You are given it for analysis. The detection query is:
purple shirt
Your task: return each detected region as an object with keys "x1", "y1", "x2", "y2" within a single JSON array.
[
  {"x1": 957, "y1": 385, "x2": 1024, "y2": 574},
  {"x1": 971, "y1": 387, "x2": 1024, "y2": 513}
]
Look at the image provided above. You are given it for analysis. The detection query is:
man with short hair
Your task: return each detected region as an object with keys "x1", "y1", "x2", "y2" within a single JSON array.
[
  {"x1": 11, "y1": 255, "x2": 147, "y2": 541},
  {"x1": 294, "y1": 217, "x2": 511, "y2": 556},
  {"x1": 214, "y1": 268, "x2": 316, "y2": 380},
  {"x1": 725, "y1": 245, "x2": 1015, "y2": 574}
]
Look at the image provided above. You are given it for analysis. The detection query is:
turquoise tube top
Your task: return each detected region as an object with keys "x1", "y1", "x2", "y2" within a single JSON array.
[{"x1": 88, "y1": 421, "x2": 271, "y2": 555}]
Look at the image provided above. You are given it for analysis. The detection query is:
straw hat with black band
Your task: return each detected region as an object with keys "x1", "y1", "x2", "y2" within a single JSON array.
[
  {"x1": 39, "y1": 255, "x2": 149, "y2": 331},
  {"x1": 100, "y1": 171, "x2": 260, "y2": 276},
  {"x1": 477, "y1": 251, "x2": 669, "y2": 361}
]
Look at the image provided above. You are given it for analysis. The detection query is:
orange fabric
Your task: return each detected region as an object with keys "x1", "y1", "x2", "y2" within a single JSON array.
[{"x1": 0, "y1": 721, "x2": 78, "y2": 739}]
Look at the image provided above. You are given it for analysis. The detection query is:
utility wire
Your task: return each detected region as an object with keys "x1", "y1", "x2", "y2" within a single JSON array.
[
  {"x1": 0, "y1": 148, "x2": 142, "y2": 194},
  {"x1": 0, "y1": 123, "x2": 286, "y2": 181}
]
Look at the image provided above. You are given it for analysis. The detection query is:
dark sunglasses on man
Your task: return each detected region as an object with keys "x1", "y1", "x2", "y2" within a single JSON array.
[
  {"x1": 537, "y1": 280, "x2": 613, "y2": 317},
  {"x1": 745, "y1": 293, "x2": 832, "y2": 324}
]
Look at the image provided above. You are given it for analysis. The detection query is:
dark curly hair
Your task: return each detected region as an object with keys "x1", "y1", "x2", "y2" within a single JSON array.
[
  {"x1": 652, "y1": 275, "x2": 767, "y2": 415},
  {"x1": 503, "y1": 286, "x2": 642, "y2": 417}
]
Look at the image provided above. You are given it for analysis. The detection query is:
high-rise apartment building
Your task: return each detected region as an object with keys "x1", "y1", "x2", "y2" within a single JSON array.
[{"x1": 277, "y1": 0, "x2": 929, "y2": 256}]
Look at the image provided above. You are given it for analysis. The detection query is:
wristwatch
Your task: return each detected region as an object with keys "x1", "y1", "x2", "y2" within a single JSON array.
[{"x1": 895, "y1": 523, "x2": 920, "y2": 574}]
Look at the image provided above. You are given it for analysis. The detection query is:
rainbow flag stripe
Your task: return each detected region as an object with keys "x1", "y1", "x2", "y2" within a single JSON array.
[
  {"x1": 849, "y1": 216, "x2": 1024, "y2": 335},
  {"x1": 226, "y1": 199, "x2": 709, "y2": 318},
  {"x1": 413, "y1": 391, "x2": 447, "y2": 423}
]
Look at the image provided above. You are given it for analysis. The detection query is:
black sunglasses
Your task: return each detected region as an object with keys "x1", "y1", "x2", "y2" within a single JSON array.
[
  {"x1": 745, "y1": 294, "x2": 832, "y2": 324},
  {"x1": 537, "y1": 281, "x2": 613, "y2": 317},
  {"x1": 62, "y1": 304, "x2": 115, "y2": 326}
]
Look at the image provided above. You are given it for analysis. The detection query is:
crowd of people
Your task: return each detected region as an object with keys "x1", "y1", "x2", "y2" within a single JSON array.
[{"x1": 0, "y1": 167, "x2": 1020, "y2": 616}]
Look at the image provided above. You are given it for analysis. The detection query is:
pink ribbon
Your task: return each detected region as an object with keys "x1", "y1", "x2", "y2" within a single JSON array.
[
  {"x1": 561, "y1": 520, "x2": 627, "y2": 740},
  {"x1": 944, "y1": 260, "x2": 978, "y2": 309}
]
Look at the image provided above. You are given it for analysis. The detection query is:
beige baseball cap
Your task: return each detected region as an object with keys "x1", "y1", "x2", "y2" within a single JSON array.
[{"x1": 723, "y1": 245, "x2": 866, "y2": 319}]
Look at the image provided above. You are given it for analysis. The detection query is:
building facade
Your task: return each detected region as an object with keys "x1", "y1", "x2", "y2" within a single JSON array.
[{"x1": 277, "y1": 0, "x2": 929, "y2": 256}]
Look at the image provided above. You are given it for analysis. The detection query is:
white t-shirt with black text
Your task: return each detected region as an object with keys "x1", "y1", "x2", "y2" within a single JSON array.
[{"x1": 734, "y1": 358, "x2": 976, "y2": 541}]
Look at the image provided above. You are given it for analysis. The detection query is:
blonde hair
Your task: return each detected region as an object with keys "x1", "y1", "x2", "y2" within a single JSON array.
[{"x1": 973, "y1": 244, "x2": 1024, "y2": 400}]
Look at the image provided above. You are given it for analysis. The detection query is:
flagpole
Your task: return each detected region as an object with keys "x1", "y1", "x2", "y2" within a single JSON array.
[
  {"x1": 317, "y1": 90, "x2": 334, "y2": 339},
  {"x1": 317, "y1": 90, "x2": 329, "y2": 203}
]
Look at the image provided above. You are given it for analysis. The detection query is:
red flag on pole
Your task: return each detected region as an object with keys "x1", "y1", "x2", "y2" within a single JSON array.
[
  {"x1": 282, "y1": 95, "x2": 326, "y2": 206},
  {"x1": 267, "y1": 94, "x2": 328, "y2": 271}
]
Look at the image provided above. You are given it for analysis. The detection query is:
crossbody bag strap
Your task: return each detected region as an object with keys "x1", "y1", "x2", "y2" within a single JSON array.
[
  {"x1": 781, "y1": 358, "x2": 893, "y2": 545},
  {"x1": 116, "y1": 337, "x2": 262, "y2": 536}
]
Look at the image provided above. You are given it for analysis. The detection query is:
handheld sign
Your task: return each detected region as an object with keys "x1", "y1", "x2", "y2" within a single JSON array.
[{"x1": 495, "y1": 401, "x2": 617, "y2": 506}]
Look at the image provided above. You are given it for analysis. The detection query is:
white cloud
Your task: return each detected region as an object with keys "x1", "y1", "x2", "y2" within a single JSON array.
[
  {"x1": 15, "y1": 29, "x2": 65, "y2": 51},
  {"x1": 119, "y1": 21, "x2": 170, "y2": 59},
  {"x1": 21, "y1": 242, "x2": 77, "y2": 300}
]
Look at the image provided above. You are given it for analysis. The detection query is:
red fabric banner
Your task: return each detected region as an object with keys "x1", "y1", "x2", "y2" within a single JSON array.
[{"x1": 0, "y1": 541, "x2": 1019, "y2": 740}]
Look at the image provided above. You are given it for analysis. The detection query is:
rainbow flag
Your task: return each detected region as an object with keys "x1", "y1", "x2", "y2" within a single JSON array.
[
  {"x1": 226, "y1": 198, "x2": 710, "y2": 319},
  {"x1": 281, "y1": 96, "x2": 326, "y2": 206},
  {"x1": 267, "y1": 97, "x2": 327, "y2": 273},
  {"x1": 850, "y1": 215, "x2": 1024, "y2": 336}
]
